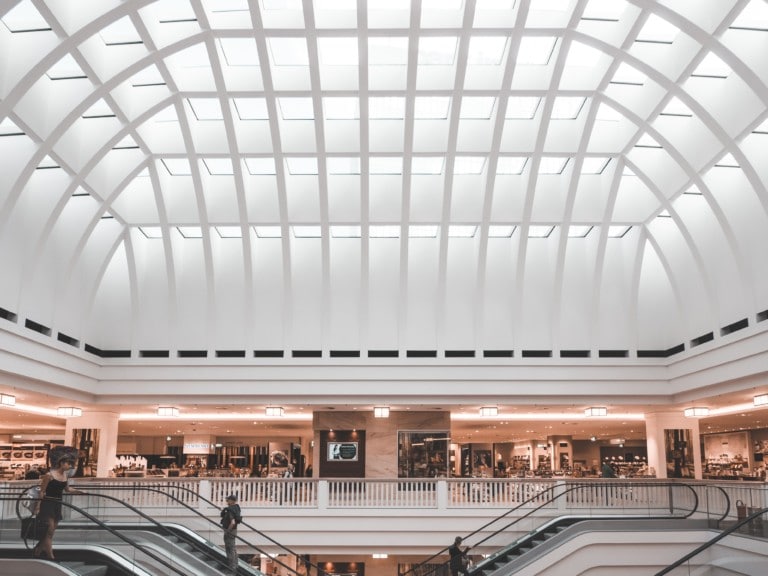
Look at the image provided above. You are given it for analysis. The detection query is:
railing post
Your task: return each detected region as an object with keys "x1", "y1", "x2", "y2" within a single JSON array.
[
  {"x1": 199, "y1": 479, "x2": 212, "y2": 514},
  {"x1": 318, "y1": 479, "x2": 329, "y2": 511},
  {"x1": 554, "y1": 480, "x2": 567, "y2": 512},
  {"x1": 436, "y1": 479, "x2": 448, "y2": 510}
]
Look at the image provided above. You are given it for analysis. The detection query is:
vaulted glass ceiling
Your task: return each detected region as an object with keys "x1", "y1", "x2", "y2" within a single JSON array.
[{"x1": 1, "y1": 0, "x2": 767, "y2": 358}]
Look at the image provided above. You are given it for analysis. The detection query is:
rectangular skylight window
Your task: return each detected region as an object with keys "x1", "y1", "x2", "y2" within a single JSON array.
[
  {"x1": 0, "y1": 118, "x2": 23, "y2": 136},
  {"x1": 316, "y1": 0, "x2": 357, "y2": 9},
  {"x1": 730, "y1": 0, "x2": 768, "y2": 30},
  {"x1": 268, "y1": 37, "x2": 309, "y2": 66},
  {"x1": 219, "y1": 37, "x2": 260, "y2": 66},
  {"x1": 657, "y1": 209, "x2": 671, "y2": 218},
  {"x1": 370, "y1": 157, "x2": 403, "y2": 174},
  {"x1": 47, "y1": 54, "x2": 87, "y2": 80},
  {"x1": 82, "y1": 99, "x2": 115, "y2": 119},
  {"x1": 99, "y1": 16, "x2": 142, "y2": 45},
  {"x1": 162, "y1": 158, "x2": 192, "y2": 175},
  {"x1": 412, "y1": 156, "x2": 445, "y2": 175},
  {"x1": 409, "y1": 225, "x2": 439, "y2": 238},
  {"x1": 418, "y1": 36, "x2": 458, "y2": 65},
  {"x1": 568, "y1": 225, "x2": 593, "y2": 238},
  {"x1": 635, "y1": 134, "x2": 661, "y2": 148},
  {"x1": 324, "y1": 97, "x2": 360, "y2": 119},
  {"x1": 234, "y1": 98, "x2": 269, "y2": 120},
  {"x1": 608, "y1": 225, "x2": 631, "y2": 238},
  {"x1": 369, "y1": 97, "x2": 405, "y2": 119},
  {"x1": 319, "y1": 37, "x2": 359, "y2": 65},
  {"x1": 595, "y1": 103, "x2": 622, "y2": 121},
  {"x1": 488, "y1": 225, "x2": 516, "y2": 238},
  {"x1": 139, "y1": 226, "x2": 163, "y2": 239},
  {"x1": 245, "y1": 157, "x2": 276, "y2": 175},
  {"x1": 564, "y1": 41, "x2": 601, "y2": 67},
  {"x1": 530, "y1": 0, "x2": 570, "y2": 10},
  {"x1": 683, "y1": 186, "x2": 702, "y2": 195},
  {"x1": 715, "y1": 153, "x2": 739, "y2": 167},
  {"x1": 254, "y1": 225, "x2": 282, "y2": 238},
  {"x1": 460, "y1": 97, "x2": 496, "y2": 119},
  {"x1": 216, "y1": 226, "x2": 243, "y2": 238},
  {"x1": 369, "y1": 37, "x2": 409, "y2": 65},
  {"x1": 293, "y1": 225, "x2": 322, "y2": 238},
  {"x1": 610, "y1": 62, "x2": 645, "y2": 85},
  {"x1": 551, "y1": 97, "x2": 586, "y2": 119},
  {"x1": 131, "y1": 65, "x2": 165, "y2": 87},
  {"x1": 178, "y1": 226, "x2": 203, "y2": 238},
  {"x1": 660, "y1": 97, "x2": 693, "y2": 117},
  {"x1": 467, "y1": 36, "x2": 509, "y2": 65},
  {"x1": 691, "y1": 52, "x2": 730, "y2": 78},
  {"x1": 517, "y1": 37, "x2": 557, "y2": 65},
  {"x1": 582, "y1": 0, "x2": 627, "y2": 21},
  {"x1": 448, "y1": 225, "x2": 477, "y2": 238},
  {"x1": 581, "y1": 157, "x2": 610, "y2": 174},
  {"x1": 414, "y1": 97, "x2": 451, "y2": 119},
  {"x1": 454, "y1": 156, "x2": 486, "y2": 174},
  {"x1": 37, "y1": 155, "x2": 60, "y2": 169},
  {"x1": 370, "y1": 225, "x2": 401, "y2": 238},
  {"x1": 506, "y1": 96, "x2": 540, "y2": 119},
  {"x1": 188, "y1": 98, "x2": 223, "y2": 120},
  {"x1": 154, "y1": 105, "x2": 178, "y2": 123},
  {"x1": 496, "y1": 156, "x2": 528, "y2": 174},
  {"x1": 331, "y1": 225, "x2": 361, "y2": 237},
  {"x1": 528, "y1": 225, "x2": 555, "y2": 238},
  {"x1": 1, "y1": 1, "x2": 51, "y2": 32},
  {"x1": 286, "y1": 157, "x2": 318, "y2": 175},
  {"x1": 538, "y1": 157, "x2": 569, "y2": 174},
  {"x1": 203, "y1": 158, "x2": 234, "y2": 175},
  {"x1": 636, "y1": 14, "x2": 678, "y2": 43},
  {"x1": 327, "y1": 157, "x2": 361, "y2": 174},
  {"x1": 278, "y1": 97, "x2": 315, "y2": 120}
]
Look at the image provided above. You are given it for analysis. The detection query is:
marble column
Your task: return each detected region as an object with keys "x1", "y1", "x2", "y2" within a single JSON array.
[
  {"x1": 645, "y1": 411, "x2": 702, "y2": 479},
  {"x1": 64, "y1": 411, "x2": 119, "y2": 478}
]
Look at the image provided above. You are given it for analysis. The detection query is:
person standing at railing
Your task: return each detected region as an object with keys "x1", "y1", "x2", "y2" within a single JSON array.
[
  {"x1": 449, "y1": 536, "x2": 470, "y2": 576},
  {"x1": 221, "y1": 493, "x2": 242, "y2": 575}
]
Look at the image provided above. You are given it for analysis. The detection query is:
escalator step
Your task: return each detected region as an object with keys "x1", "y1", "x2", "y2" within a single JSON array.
[{"x1": 62, "y1": 562, "x2": 108, "y2": 576}]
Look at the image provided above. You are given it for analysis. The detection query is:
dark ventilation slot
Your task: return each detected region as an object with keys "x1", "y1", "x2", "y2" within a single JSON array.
[
  {"x1": 0, "y1": 307, "x2": 18, "y2": 322},
  {"x1": 57, "y1": 332, "x2": 80, "y2": 348},
  {"x1": 445, "y1": 350, "x2": 475, "y2": 358},
  {"x1": 560, "y1": 350, "x2": 590, "y2": 358},
  {"x1": 407, "y1": 350, "x2": 437, "y2": 358},
  {"x1": 521, "y1": 350, "x2": 552, "y2": 358},
  {"x1": 253, "y1": 350, "x2": 284, "y2": 358},
  {"x1": 100, "y1": 350, "x2": 131, "y2": 358},
  {"x1": 637, "y1": 350, "x2": 668, "y2": 358},
  {"x1": 292, "y1": 350, "x2": 322, "y2": 358},
  {"x1": 25, "y1": 319, "x2": 51, "y2": 337},
  {"x1": 757, "y1": 310, "x2": 768, "y2": 322},
  {"x1": 216, "y1": 350, "x2": 246, "y2": 358},
  {"x1": 690, "y1": 332, "x2": 714, "y2": 348},
  {"x1": 330, "y1": 350, "x2": 360, "y2": 358},
  {"x1": 178, "y1": 350, "x2": 208, "y2": 358},
  {"x1": 368, "y1": 350, "x2": 399, "y2": 358},
  {"x1": 140, "y1": 350, "x2": 170, "y2": 358},
  {"x1": 483, "y1": 350, "x2": 514, "y2": 358},
  {"x1": 665, "y1": 343, "x2": 685, "y2": 357},
  {"x1": 598, "y1": 350, "x2": 628, "y2": 358},
  {"x1": 84, "y1": 344, "x2": 103, "y2": 357},
  {"x1": 721, "y1": 318, "x2": 748, "y2": 336}
]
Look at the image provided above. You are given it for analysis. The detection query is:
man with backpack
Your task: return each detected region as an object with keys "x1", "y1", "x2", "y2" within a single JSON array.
[{"x1": 221, "y1": 494, "x2": 242, "y2": 574}]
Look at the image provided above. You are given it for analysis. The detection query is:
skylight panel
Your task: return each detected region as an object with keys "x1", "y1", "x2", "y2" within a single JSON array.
[
  {"x1": 582, "y1": 0, "x2": 627, "y2": 21},
  {"x1": 580, "y1": 157, "x2": 610, "y2": 174},
  {"x1": 286, "y1": 157, "x2": 318, "y2": 175},
  {"x1": 412, "y1": 157, "x2": 445, "y2": 174},
  {"x1": 564, "y1": 41, "x2": 602, "y2": 68},
  {"x1": 318, "y1": 37, "x2": 359, "y2": 65},
  {"x1": 622, "y1": 166, "x2": 635, "y2": 176},
  {"x1": 538, "y1": 157, "x2": 569, "y2": 174},
  {"x1": 268, "y1": 37, "x2": 309, "y2": 66},
  {"x1": 635, "y1": 134, "x2": 661, "y2": 148},
  {"x1": 551, "y1": 97, "x2": 586, "y2": 119},
  {"x1": 263, "y1": 0, "x2": 302, "y2": 9},
  {"x1": 477, "y1": 0, "x2": 516, "y2": 8},
  {"x1": 139, "y1": 226, "x2": 163, "y2": 239},
  {"x1": 254, "y1": 225, "x2": 282, "y2": 238},
  {"x1": 278, "y1": 98, "x2": 315, "y2": 120},
  {"x1": 496, "y1": 156, "x2": 528, "y2": 174},
  {"x1": 369, "y1": 37, "x2": 409, "y2": 65},
  {"x1": 1, "y1": 0, "x2": 51, "y2": 32},
  {"x1": 37, "y1": 155, "x2": 60, "y2": 169},
  {"x1": 327, "y1": 157, "x2": 361, "y2": 174},
  {"x1": 99, "y1": 16, "x2": 142, "y2": 45},
  {"x1": 608, "y1": 225, "x2": 631, "y2": 238},
  {"x1": 82, "y1": 100, "x2": 115, "y2": 119},
  {"x1": 370, "y1": 157, "x2": 403, "y2": 174},
  {"x1": 568, "y1": 225, "x2": 593, "y2": 238},
  {"x1": 414, "y1": 97, "x2": 451, "y2": 119},
  {"x1": 293, "y1": 225, "x2": 322, "y2": 238},
  {"x1": 683, "y1": 185, "x2": 702, "y2": 195},
  {"x1": 418, "y1": 36, "x2": 459, "y2": 65},
  {"x1": 610, "y1": 62, "x2": 645, "y2": 85},
  {"x1": 131, "y1": 65, "x2": 165, "y2": 87},
  {"x1": 245, "y1": 157, "x2": 277, "y2": 175},
  {"x1": 216, "y1": 226, "x2": 243, "y2": 238},
  {"x1": 730, "y1": 0, "x2": 768, "y2": 30},
  {"x1": 0, "y1": 118, "x2": 24, "y2": 136},
  {"x1": 454, "y1": 156, "x2": 486, "y2": 174},
  {"x1": 154, "y1": 105, "x2": 178, "y2": 123},
  {"x1": 715, "y1": 153, "x2": 739, "y2": 167},
  {"x1": 178, "y1": 226, "x2": 203, "y2": 238},
  {"x1": 155, "y1": 0, "x2": 197, "y2": 23},
  {"x1": 517, "y1": 37, "x2": 557, "y2": 65},
  {"x1": 369, "y1": 97, "x2": 405, "y2": 119},
  {"x1": 657, "y1": 209, "x2": 671, "y2": 218},
  {"x1": 409, "y1": 225, "x2": 439, "y2": 238},
  {"x1": 506, "y1": 96, "x2": 540, "y2": 119},
  {"x1": 203, "y1": 158, "x2": 234, "y2": 175},
  {"x1": 460, "y1": 97, "x2": 496, "y2": 119},
  {"x1": 370, "y1": 225, "x2": 401, "y2": 238},
  {"x1": 219, "y1": 37, "x2": 260, "y2": 66},
  {"x1": 47, "y1": 54, "x2": 87, "y2": 80},
  {"x1": 467, "y1": 36, "x2": 509, "y2": 65},
  {"x1": 595, "y1": 103, "x2": 622, "y2": 121},
  {"x1": 331, "y1": 225, "x2": 361, "y2": 237},
  {"x1": 448, "y1": 225, "x2": 477, "y2": 238},
  {"x1": 324, "y1": 97, "x2": 360, "y2": 119},
  {"x1": 234, "y1": 98, "x2": 269, "y2": 120},
  {"x1": 316, "y1": 0, "x2": 357, "y2": 9},
  {"x1": 423, "y1": 0, "x2": 463, "y2": 9},
  {"x1": 691, "y1": 53, "x2": 730, "y2": 78},
  {"x1": 113, "y1": 135, "x2": 139, "y2": 150},
  {"x1": 162, "y1": 158, "x2": 192, "y2": 175},
  {"x1": 488, "y1": 225, "x2": 516, "y2": 237},
  {"x1": 660, "y1": 97, "x2": 693, "y2": 117},
  {"x1": 530, "y1": 0, "x2": 570, "y2": 10},
  {"x1": 528, "y1": 225, "x2": 554, "y2": 238},
  {"x1": 636, "y1": 14, "x2": 679, "y2": 43},
  {"x1": 753, "y1": 118, "x2": 768, "y2": 134},
  {"x1": 167, "y1": 43, "x2": 210, "y2": 69},
  {"x1": 188, "y1": 98, "x2": 224, "y2": 120}
]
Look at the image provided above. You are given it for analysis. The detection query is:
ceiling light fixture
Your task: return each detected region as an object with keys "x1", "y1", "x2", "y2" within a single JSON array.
[
  {"x1": 265, "y1": 406, "x2": 284, "y2": 417},
  {"x1": 683, "y1": 407, "x2": 709, "y2": 418},
  {"x1": 754, "y1": 394, "x2": 768, "y2": 407},
  {"x1": 0, "y1": 393, "x2": 16, "y2": 406},
  {"x1": 157, "y1": 406, "x2": 179, "y2": 417},
  {"x1": 479, "y1": 406, "x2": 499, "y2": 417},
  {"x1": 584, "y1": 407, "x2": 607, "y2": 417},
  {"x1": 373, "y1": 406, "x2": 390, "y2": 418},
  {"x1": 57, "y1": 406, "x2": 82, "y2": 418}
]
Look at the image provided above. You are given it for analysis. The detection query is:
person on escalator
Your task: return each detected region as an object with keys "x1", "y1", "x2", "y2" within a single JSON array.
[
  {"x1": 221, "y1": 493, "x2": 242, "y2": 574},
  {"x1": 449, "y1": 536, "x2": 470, "y2": 576}
]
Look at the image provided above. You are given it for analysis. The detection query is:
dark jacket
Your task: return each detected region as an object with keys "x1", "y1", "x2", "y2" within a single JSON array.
[{"x1": 221, "y1": 503, "x2": 242, "y2": 529}]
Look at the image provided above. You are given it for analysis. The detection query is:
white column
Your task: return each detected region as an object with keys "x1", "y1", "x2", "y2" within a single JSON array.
[
  {"x1": 645, "y1": 411, "x2": 702, "y2": 479},
  {"x1": 64, "y1": 411, "x2": 119, "y2": 478}
]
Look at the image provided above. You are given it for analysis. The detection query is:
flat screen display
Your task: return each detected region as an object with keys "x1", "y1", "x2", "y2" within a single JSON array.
[{"x1": 328, "y1": 441, "x2": 358, "y2": 461}]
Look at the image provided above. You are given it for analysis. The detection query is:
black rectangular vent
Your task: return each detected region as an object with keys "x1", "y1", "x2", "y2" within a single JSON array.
[
  {"x1": 445, "y1": 350, "x2": 475, "y2": 358},
  {"x1": 100, "y1": 349, "x2": 132, "y2": 358},
  {"x1": 690, "y1": 332, "x2": 714, "y2": 347},
  {"x1": 57, "y1": 332, "x2": 80, "y2": 348},
  {"x1": 178, "y1": 350, "x2": 208, "y2": 358},
  {"x1": 292, "y1": 350, "x2": 322, "y2": 358},
  {"x1": 637, "y1": 350, "x2": 668, "y2": 358},
  {"x1": 330, "y1": 350, "x2": 360, "y2": 358},
  {"x1": 598, "y1": 350, "x2": 628, "y2": 358},
  {"x1": 216, "y1": 350, "x2": 246, "y2": 358},
  {"x1": 140, "y1": 350, "x2": 170, "y2": 358},
  {"x1": 522, "y1": 350, "x2": 552, "y2": 358},
  {"x1": 253, "y1": 350, "x2": 284, "y2": 358},
  {"x1": 368, "y1": 350, "x2": 399, "y2": 358},
  {"x1": 0, "y1": 307, "x2": 18, "y2": 322},
  {"x1": 407, "y1": 350, "x2": 437, "y2": 358},
  {"x1": 483, "y1": 350, "x2": 514, "y2": 358},
  {"x1": 665, "y1": 343, "x2": 685, "y2": 356},
  {"x1": 757, "y1": 309, "x2": 768, "y2": 322},
  {"x1": 560, "y1": 350, "x2": 590, "y2": 358},
  {"x1": 84, "y1": 344, "x2": 102, "y2": 356},
  {"x1": 25, "y1": 318, "x2": 51, "y2": 336},
  {"x1": 721, "y1": 318, "x2": 748, "y2": 336}
]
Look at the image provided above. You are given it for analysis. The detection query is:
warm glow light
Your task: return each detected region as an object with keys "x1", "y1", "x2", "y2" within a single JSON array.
[
  {"x1": 157, "y1": 406, "x2": 179, "y2": 417},
  {"x1": 373, "y1": 406, "x2": 390, "y2": 418},
  {"x1": 479, "y1": 406, "x2": 498, "y2": 417},
  {"x1": 0, "y1": 393, "x2": 15, "y2": 406},
  {"x1": 584, "y1": 407, "x2": 608, "y2": 417},
  {"x1": 57, "y1": 406, "x2": 82, "y2": 418},
  {"x1": 372, "y1": 554, "x2": 388, "y2": 559},
  {"x1": 684, "y1": 407, "x2": 709, "y2": 417},
  {"x1": 265, "y1": 406, "x2": 284, "y2": 417},
  {"x1": 754, "y1": 394, "x2": 768, "y2": 407}
]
